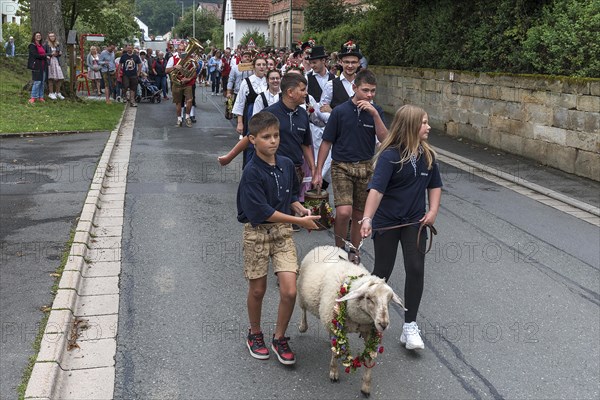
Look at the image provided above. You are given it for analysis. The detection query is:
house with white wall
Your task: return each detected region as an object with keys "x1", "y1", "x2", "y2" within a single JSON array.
[
  {"x1": 222, "y1": 0, "x2": 269, "y2": 49},
  {"x1": 1, "y1": 0, "x2": 22, "y2": 42},
  {"x1": 134, "y1": 17, "x2": 150, "y2": 41}
]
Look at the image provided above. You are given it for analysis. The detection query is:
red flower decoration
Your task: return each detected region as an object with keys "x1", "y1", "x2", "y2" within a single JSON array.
[
  {"x1": 378, "y1": 346, "x2": 384, "y2": 354},
  {"x1": 345, "y1": 367, "x2": 351, "y2": 373},
  {"x1": 332, "y1": 319, "x2": 337, "y2": 325},
  {"x1": 340, "y1": 287, "x2": 347, "y2": 295},
  {"x1": 331, "y1": 338, "x2": 337, "y2": 346}
]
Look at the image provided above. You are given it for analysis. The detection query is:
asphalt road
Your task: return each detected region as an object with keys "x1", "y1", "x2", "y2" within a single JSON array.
[
  {"x1": 113, "y1": 87, "x2": 599, "y2": 399},
  {"x1": 0, "y1": 132, "x2": 110, "y2": 399}
]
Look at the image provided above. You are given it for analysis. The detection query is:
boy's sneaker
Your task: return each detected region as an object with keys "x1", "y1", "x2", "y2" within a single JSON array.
[
  {"x1": 56, "y1": 93, "x2": 65, "y2": 100},
  {"x1": 175, "y1": 119, "x2": 183, "y2": 127},
  {"x1": 48, "y1": 92, "x2": 57, "y2": 100},
  {"x1": 185, "y1": 117, "x2": 193, "y2": 127},
  {"x1": 400, "y1": 321, "x2": 425, "y2": 350},
  {"x1": 271, "y1": 335, "x2": 295, "y2": 365},
  {"x1": 247, "y1": 330, "x2": 269, "y2": 360}
]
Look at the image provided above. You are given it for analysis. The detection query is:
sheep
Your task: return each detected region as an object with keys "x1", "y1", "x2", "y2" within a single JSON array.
[{"x1": 297, "y1": 245, "x2": 404, "y2": 397}]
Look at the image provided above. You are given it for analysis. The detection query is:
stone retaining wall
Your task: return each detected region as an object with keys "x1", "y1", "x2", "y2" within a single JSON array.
[{"x1": 370, "y1": 66, "x2": 600, "y2": 181}]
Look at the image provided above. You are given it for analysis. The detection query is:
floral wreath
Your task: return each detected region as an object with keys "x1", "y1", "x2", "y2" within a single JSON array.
[
  {"x1": 303, "y1": 197, "x2": 334, "y2": 228},
  {"x1": 330, "y1": 275, "x2": 384, "y2": 373},
  {"x1": 343, "y1": 40, "x2": 357, "y2": 51}
]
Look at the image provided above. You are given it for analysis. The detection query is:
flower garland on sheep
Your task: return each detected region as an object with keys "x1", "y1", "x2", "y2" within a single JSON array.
[{"x1": 330, "y1": 276, "x2": 384, "y2": 373}]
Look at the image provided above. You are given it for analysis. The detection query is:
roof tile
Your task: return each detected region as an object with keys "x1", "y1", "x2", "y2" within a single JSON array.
[{"x1": 231, "y1": 0, "x2": 270, "y2": 21}]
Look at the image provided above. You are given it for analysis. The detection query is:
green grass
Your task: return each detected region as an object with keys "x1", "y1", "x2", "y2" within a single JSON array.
[{"x1": 0, "y1": 57, "x2": 125, "y2": 134}]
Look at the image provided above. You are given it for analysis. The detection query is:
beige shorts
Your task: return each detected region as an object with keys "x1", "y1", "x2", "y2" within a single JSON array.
[
  {"x1": 331, "y1": 160, "x2": 373, "y2": 211},
  {"x1": 243, "y1": 223, "x2": 299, "y2": 280}
]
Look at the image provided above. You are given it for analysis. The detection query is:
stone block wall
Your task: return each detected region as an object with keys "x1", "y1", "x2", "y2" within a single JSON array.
[{"x1": 370, "y1": 66, "x2": 600, "y2": 181}]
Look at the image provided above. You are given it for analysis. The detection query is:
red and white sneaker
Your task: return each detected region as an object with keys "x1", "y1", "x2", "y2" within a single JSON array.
[
  {"x1": 271, "y1": 335, "x2": 295, "y2": 365},
  {"x1": 247, "y1": 330, "x2": 269, "y2": 360}
]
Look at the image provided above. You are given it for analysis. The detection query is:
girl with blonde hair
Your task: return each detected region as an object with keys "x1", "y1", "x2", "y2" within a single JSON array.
[
  {"x1": 87, "y1": 45, "x2": 102, "y2": 96},
  {"x1": 360, "y1": 104, "x2": 442, "y2": 351},
  {"x1": 44, "y1": 32, "x2": 65, "y2": 100}
]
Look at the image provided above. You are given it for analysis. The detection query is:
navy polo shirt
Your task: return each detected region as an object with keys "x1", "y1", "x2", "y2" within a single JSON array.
[
  {"x1": 368, "y1": 148, "x2": 443, "y2": 229},
  {"x1": 323, "y1": 98, "x2": 385, "y2": 162},
  {"x1": 262, "y1": 100, "x2": 311, "y2": 166},
  {"x1": 237, "y1": 154, "x2": 299, "y2": 226}
]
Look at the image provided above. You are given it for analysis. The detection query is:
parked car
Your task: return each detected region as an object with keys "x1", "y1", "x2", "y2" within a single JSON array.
[{"x1": 155, "y1": 36, "x2": 164, "y2": 41}]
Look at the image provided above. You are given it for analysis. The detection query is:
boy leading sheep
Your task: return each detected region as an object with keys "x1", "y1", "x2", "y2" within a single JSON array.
[{"x1": 236, "y1": 111, "x2": 320, "y2": 365}]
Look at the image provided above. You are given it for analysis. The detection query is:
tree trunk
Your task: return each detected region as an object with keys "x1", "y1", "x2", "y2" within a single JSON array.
[{"x1": 30, "y1": 0, "x2": 67, "y2": 74}]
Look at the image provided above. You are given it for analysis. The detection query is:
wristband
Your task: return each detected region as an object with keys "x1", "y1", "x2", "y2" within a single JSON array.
[{"x1": 358, "y1": 217, "x2": 372, "y2": 225}]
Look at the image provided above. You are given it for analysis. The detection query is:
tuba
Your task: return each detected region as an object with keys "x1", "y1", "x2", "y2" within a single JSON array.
[{"x1": 170, "y1": 38, "x2": 204, "y2": 86}]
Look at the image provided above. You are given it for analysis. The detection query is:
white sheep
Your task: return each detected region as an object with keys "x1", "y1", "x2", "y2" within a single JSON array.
[{"x1": 297, "y1": 245, "x2": 404, "y2": 397}]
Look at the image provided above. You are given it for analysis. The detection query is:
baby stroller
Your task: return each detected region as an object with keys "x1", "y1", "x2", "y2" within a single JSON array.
[{"x1": 136, "y1": 77, "x2": 162, "y2": 103}]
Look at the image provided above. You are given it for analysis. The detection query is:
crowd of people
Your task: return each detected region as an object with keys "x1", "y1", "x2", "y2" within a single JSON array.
[
  {"x1": 24, "y1": 34, "x2": 443, "y2": 366},
  {"x1": 212, "y1": 40, "x2": 442, "y2": 365}
]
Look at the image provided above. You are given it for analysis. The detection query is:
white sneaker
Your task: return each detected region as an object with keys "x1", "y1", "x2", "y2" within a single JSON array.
[
  {"x1": 56, "y1": 93, "x2": 65, "y2": 100},
  {"x1": 400, "y1": 322, "x2": 424, "y2": 350},
  {"x1": 48, "y1": 92, "x2": 57, "y2": 100}
]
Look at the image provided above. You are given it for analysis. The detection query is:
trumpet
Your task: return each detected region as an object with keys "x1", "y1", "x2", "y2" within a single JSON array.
[{"x1": 170, "y1": 38, "x2": 203, "y2": 86}]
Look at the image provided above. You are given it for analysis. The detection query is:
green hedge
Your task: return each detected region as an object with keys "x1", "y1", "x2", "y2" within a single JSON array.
[{"x1": 304, "y1": 0, "x2": 600, "y2": 78}]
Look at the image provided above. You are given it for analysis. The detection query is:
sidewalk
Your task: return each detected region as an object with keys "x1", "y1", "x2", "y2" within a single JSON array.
[
  {"x1": 427, "y1": 129, "x2": 599, "y2": 209},
  {"x1": 382, "y1": 112, "x2": 598, "y2": 210}
]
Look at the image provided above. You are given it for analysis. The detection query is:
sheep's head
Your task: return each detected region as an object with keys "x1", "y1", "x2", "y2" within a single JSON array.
[{"x1": 336, "y1": 278, "x2": 405, "y2": 332}]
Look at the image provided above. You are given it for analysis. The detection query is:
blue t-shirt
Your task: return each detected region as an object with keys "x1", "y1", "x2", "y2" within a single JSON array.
[
  {"x1": 237, "y1": 154, "x2": 299, "y2": 226},
  {"x1": 120, "y1": 53, "x2": 141, "y2": 77},
  {"x1": 322, "y1": 98, "x2": 385, "y2": 162},
  {"x1": 262, "y1": 100, "x2": 312, "y2": 166},
  {"x1": 368, "y1": 148, "x2": 443, "y2": 229}
]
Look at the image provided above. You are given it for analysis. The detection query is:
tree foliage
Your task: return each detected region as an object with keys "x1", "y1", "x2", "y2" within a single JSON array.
[
  {"x1": 135, "y1": 0, "x2": 180, "y2": 35},
  {"x1": 18, "y1": 0, "x2": 137, "y2": 45},
  {"x1": 304, "y1": 0, "x2": 351, "y2": 32},
  {"x1": 173, "y1": 9, "x2": 221, "y2": 43},
  {"x1": 303, "y1": 0, "x2": 600, "y2": 77},
  {"x1": 239, "y1": 29, "x2": 267, "y2": 49},
  {"x1": 1, "y1": 21, "x2": 31, "y2": 55},
  {"x1": 75, "y1": 1, "x2": 139, "y2": 45}
]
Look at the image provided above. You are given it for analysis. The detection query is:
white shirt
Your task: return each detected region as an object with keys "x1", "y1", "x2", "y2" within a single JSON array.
[
  {"x1": 165, "y1": 52, "x2": 179, "y2": 69},
  {"x1": 308, "y1": 69, "x2": 330, "y2": 93},
  {"x1": 232, "y1": 74, "x2": 267, "y2": 116},
  {"x1": 252, "y1": 89, "x2": 281, "y2": 116}
]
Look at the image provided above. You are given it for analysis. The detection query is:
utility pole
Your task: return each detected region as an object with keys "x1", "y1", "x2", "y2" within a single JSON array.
[
  {"x1": 289, "y1": 0, "x2": 293, "y2": 49},
  {"x1": 193, "y1": 0, "x2": 195, "y2": 38},
  {"x1": 172, "y1": 13, "x2": 175, "y2": 36}
]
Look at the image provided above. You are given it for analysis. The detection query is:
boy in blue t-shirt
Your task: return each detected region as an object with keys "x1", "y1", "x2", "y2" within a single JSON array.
[
  {"x1": 237, "y1": 111, "x2": 320, "y2": 365},
  {"x1": 313, "y1": 69, "x2": 388, "y2": 263}
]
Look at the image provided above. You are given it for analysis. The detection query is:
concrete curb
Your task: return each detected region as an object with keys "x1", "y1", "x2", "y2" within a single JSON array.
[
  {"x1": 23, "y1": 108, "x2": 130, "y2": 399},
  {"x1": 435, "y1": 148, "x2": 600, "y2": 217}
]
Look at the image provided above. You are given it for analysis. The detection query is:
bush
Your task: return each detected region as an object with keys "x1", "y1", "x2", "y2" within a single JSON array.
[
  {"x1": 303, "y1": 0, "x2": 599, "y2": 77},
  {"x1": 523, "y1": 0, "x2": 600, "y2": 77}
]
